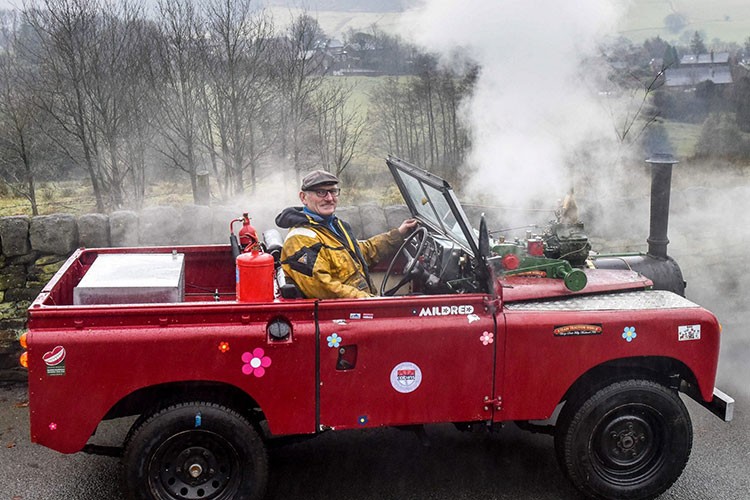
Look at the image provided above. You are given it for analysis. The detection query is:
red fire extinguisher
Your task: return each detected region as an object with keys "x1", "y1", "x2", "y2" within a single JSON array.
[
  {"x1": 230, "y1": 213, "x2": 274, "y2": 302},
  {"x1": 230, "y1": 213, "x2": 260, "y2": 257},
  {"x1": 236, "y1": 250, "x2": 274, "y2": 302}
]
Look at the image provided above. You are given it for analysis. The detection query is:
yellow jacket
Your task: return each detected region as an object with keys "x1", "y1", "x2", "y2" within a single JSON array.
[{"x1": 275, "y1": 207, "x2": 404, "y2": 299}]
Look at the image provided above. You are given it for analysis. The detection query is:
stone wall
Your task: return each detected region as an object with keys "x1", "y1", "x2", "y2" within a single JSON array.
[{"x1": 0, "y1": 204, "x2": 412, "y2": 381}]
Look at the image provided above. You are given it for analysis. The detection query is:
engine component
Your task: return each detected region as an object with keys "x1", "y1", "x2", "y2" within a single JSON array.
[
  {"x1": 543, "y1": 221, "x2": 591, "y2": 267},
  {"x1": 491, "y1": 243, "x2": 588, "y2": 292}
]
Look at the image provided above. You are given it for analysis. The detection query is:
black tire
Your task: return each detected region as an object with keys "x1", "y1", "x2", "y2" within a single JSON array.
[
  {"x1": 554, "y1": 379, "x2": 692, "y2": 500},
  {"x1": 123, "y1": 402, "x2": 268, "y2": 500}
]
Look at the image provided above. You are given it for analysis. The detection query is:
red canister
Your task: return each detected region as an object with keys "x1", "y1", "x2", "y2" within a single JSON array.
[{"x1": 236, "y1": 250, "x2": 274, "y2": 302}]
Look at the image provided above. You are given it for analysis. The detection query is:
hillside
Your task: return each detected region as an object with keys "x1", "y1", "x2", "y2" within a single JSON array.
[
  {"x1": 262, "y1": 0, "x2": 415, "y2": 12},
  {"x1": 265, "y1": 0, "x2": 750, "y2": 45},
  {"x1": 1, "y1": 1, "x2": 748, "y2": 44},
  {"x1": 265, "y1": 6, "x2": 404, "y2": 38},
  {"x1": 618, "y1": 0, "x2": 750, "y2": 44}
]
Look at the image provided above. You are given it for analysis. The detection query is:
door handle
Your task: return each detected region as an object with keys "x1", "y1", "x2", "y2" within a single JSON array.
[{"x1": 336, "y1": 345, "x2": 358, "y2": 370}]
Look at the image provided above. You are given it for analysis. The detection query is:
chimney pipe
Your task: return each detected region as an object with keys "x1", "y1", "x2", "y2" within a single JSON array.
[
  {"x1": 591, "y1": 153, "x2": 685, "y2": 295},
  {"x1": 645, "y1": 154, "x2": 678, "y2": 259}
]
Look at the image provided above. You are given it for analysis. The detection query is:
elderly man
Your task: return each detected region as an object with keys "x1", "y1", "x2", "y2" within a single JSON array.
[{"x1": 275, "y1": 169, "x2": 417, "y2": 299}]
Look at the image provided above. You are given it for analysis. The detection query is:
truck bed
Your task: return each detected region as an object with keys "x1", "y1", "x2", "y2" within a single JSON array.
[{"x1": 32, "y1": 245, "x2": 238, "y2": 309}]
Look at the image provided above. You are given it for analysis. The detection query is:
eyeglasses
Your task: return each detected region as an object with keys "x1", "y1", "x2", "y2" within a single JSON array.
[{"x1": 307, "y1": 188, "x2": 340, "y2": 198}]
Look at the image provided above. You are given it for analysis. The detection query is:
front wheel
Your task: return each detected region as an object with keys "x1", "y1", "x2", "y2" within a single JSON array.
[
  {"x1": 554, "y1": 379, "x2": 692, "y2": 500},
  {"x1": 123, "y1": 402, "x2": 268, "y2": 500}
]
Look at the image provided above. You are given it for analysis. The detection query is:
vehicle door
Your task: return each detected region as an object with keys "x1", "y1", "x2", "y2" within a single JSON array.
[{"x1": 317, "y1": 293, "x2": 499, "y2": 430}]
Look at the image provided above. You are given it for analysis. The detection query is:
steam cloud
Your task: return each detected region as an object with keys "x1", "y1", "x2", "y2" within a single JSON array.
[
  {"x1": 402, "y1": 1, "x2": 748, "y2": 395},
  {"x1": 402, "y1": 0, "x2": 625, "y2": 207}
]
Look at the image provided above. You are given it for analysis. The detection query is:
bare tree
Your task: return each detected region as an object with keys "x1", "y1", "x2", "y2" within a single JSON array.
[
  {"x1": 23, "y1": 0, "x2": 151, "y2": 211},
  {"x1": 0, "y1": 11, "x2": 43, "y2": 214},
  {"x1": 343, "y1": 24, "x2": 416, "y2": 75},
  {"x1": 202, "y1": 0, "x2": 275, "y2": 196},
  {"x1": 369, "y1": 65, "x2": 473, "y2": 179},
  {"x1": 412, "y1": 54, "x2": 438, "y2": 168},
  {"x1": 23, "y1": 0, "x2": 105, "y2": 210},
  {"x1": 597, "y1": 47, "x2": 667, "y2": 147},
  {"x1": 87, "y1": 0, "x2": 152, "y2": 208},
  {"x1": 369, "y1": 77, "x2": 405, "y2": 156},
  {"x1": 312, "y1": 80, "x2": 366, "y2": 177},
  {"x1": 273, "y1": 13, "x2": 328, "y2": 182},
  {"x1": 122, "y1": 17, "x2": 158, "y2": 209},
  {"x1": 152, "y1": 0, "x2": 208, "y2": 203}
]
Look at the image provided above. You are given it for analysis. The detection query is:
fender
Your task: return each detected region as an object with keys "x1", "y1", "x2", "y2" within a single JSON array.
[{"x1": 497, "y1": 291, "x2": 720, "y2": 421}]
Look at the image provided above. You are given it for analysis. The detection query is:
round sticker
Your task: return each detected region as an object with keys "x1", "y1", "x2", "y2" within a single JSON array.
[{"x1": 390, "y1": 362, "x2": 422, "y2": 394}]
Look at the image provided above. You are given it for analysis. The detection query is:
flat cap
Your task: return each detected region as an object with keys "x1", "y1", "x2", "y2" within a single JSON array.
[{"x1": 301, "y1": 169, "x2": 339, "y2": 190}]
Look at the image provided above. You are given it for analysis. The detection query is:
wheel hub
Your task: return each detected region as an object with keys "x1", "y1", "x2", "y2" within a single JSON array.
[
  {"x1": 610, "y1": 421, "x2": 646, "y2": 458},
  {"x1": 152, "y1": 432, "x2": 237, "y2": 500},
  {"x1": 597, "y1": 414, "x2": 657, "y2": 470},
  {"x1": 188, "y1": 463, "x2": 203, "y2": 479},
  {"x1": 176, "y1": 447, "x2": 216, "y2": 484}
]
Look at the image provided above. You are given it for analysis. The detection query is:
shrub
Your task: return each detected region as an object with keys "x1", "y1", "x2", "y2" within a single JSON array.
[{"x1": 694, "y1": 113, "x2": 750, "y2": 160}]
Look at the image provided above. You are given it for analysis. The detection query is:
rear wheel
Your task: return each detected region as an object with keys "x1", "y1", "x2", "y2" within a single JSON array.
[
  {"x1": 555, "y1": 379, "x2": 692, "y2": 500},
  {"x1": 123, "y1": 402, "x2": 268, "y2": 500}
]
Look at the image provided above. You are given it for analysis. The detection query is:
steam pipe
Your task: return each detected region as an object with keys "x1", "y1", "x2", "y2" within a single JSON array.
[
  {"x1": 646, "y1": 153, "x2": 678, "y2": 259},
  {"x1": 592, "y1": 154, "x2": 686, "y2": 295}
]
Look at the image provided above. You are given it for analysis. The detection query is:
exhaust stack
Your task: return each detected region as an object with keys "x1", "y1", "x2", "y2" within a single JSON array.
[
  {"x1": 646, "y1": 154, "x2": 678, "y2": 259},
  {"x1": 591, "y1": 154, "x2": 685, "y2": 295}
]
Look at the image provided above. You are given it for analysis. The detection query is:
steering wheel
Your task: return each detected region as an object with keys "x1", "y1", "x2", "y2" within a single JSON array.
[{"x1": 380, "y1": 227, "x2": 430, "y2": 296}]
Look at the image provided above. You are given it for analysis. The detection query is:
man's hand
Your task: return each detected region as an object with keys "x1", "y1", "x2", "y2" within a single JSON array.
[{"x1": 398, "y1": 218, "x2": 418, "y2": 235}]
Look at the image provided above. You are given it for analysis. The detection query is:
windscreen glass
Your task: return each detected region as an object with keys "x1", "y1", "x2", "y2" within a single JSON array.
[{"x1": 397, "y1": 169, "x2": 472, "y2": 249}]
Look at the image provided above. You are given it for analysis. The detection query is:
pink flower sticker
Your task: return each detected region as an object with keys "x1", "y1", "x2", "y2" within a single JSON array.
[
  {"x1": 242, "y1": 348, "x2": 272, "y2": 377},
  {"x1": 480, "y1": 331, "x2": 494, "y2": 345}
]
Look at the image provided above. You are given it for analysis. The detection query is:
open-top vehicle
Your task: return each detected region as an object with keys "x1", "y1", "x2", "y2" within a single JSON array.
[{"x1": 20, "y1": 156, "x2": 733, "y2": 500}]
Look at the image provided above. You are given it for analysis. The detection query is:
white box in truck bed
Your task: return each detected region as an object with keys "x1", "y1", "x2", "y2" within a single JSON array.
[{"x1": 73, "y1": 253, "x2": 185, "y2": 305}]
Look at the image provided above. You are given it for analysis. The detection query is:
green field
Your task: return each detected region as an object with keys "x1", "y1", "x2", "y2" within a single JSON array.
[
  {"x1": 0, "y1": 179, "x2": 198, "y2": 217},
  {"x1": 663, "y1": 121, "x2": 702, "y2": 158},
  {"x1": 285, "y1": 2, "x2": 750, "y2": 46},
  {"x1": 618, "y1": 0, "x2": 750, "y2": 44}
]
